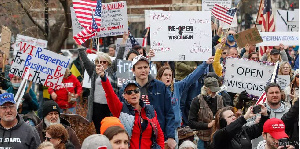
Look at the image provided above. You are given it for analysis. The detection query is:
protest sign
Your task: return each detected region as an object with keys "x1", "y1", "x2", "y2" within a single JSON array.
[
  {"x1": 82, "y1": 54, "x2": 98, "y2": 88},
  {"x1": 14, "y1": 34, "x2": 48, "y2": 55},
  {"x1": 202, "y1": 0, "x2": 232, "y2": 11},
  {"x1": 234, "y1": 28, "x2": 263, "y2": 48},
  {"x1": 223, "y1": 58, "x2": 275, "y2": 96},
  {"x1": 150, "y1": 11, "x2": 212, "y2": 61},
  {"x1": 145, "y1": 10, "x2": 163, "y2": 28},
  {"x1": 70, "y1": 7, "x2": 84, "y2": 37},
  {"x1": 0, "y1": 26, "x2": 11, "y2": 57},
  {"x1": 277, "y1": 75, "x2": 290, "y2": 90},
  {"x1": 10, "y1": 42, "x2": 69, "y2": 88},
  {"x1": 257, "y1": 32, "x2": 299, "y2": 46},
  {"x1": 96, "y1": 1, "x2": 128, "y2": 37},
  {"x1": 276, "y1": 9, "x2": 299, "y2": 32},
  {"x1": 115, "y1": 38, "x2": 143, "y2": 59},
  {"x1": 116, "y1": 59, "x2": 157, "y2": 87}
]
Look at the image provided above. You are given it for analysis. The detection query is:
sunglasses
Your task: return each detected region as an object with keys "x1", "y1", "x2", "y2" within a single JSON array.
[
  {"x1": 124, "y1": 88, "x2": 140, "y2": 95},
  {"x1": 96, "y1": 61, "x2": 107, "y2": 65},
  {"x1": 296, "y1": 75, "x2": 299, "y2": 78},
  {"x1": 45, "y1": 137, "x2": 52, "y2": 141},
  {"x1": 222, "y1": 52, "x2": 227, "y2": 55},
  {"x1": 228, "y1": 33, "x2": 234, "y2": 36}
]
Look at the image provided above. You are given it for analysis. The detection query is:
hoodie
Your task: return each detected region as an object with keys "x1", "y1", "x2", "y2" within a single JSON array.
[{"x1": 0, "y1": 115, "x2": 41, "y2": 149}]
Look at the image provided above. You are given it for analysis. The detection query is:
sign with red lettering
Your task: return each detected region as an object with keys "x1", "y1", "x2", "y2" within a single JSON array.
[
  {"x1": 150, "y1": 11, "x2": 212, "y2": 61},
  {"x1": 10, "y1": 41, "x2": 69, "y2": 88},
  {"x1": 13, "y1": 34, "x2": 48, "y2": 55},
  {"x1": 96, "y1": 1, "x2": 128, "y2": 37}
]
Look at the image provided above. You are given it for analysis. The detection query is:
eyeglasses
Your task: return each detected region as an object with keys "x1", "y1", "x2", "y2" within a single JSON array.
[
  {"x1": 45, "y1": 137, "x2": 52, "y2": 141},
  {"x1": 222, "y1": 52, "x2": 227, "y2": 55},
  {"x1": 96, "y1": 61, "x2": 107, "y2": 65},
  {"x1": 283, "y1": 67, "x2": 290, "y2": 69},
  {"x1": 251, "y1": 57, "x2": 259, "y2": 60},
  {"x1": 228, "y1": 33, "x2": 234, "y2": 36},
  {"x1": 0, "y1": 105, "x2": 16, "y2": 110},
  {"x1": 124, "y1": 89, "x2": 140, "y2": 95}
]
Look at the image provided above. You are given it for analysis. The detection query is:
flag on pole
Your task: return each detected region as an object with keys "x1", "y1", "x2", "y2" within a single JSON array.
[
  {"x1": 256, "y1": 62, "x2": 279, "y2": 105},
  {"x1": 70, "y1": 64, "x2": 81, "y2": 78},
  {"x1": 259, "y1": 0, "x2": 275, "y2": 58},
  {"x1": 95, "y1": 0, "x2": 102, "y2": 17},
  {"x1": 211, "y1": 4, "x2": 237, "y2": 25},
  {"x1": 256, "y1": 0, "x2": 264, "y2": 25},
  {"x1": 128, "y1": 28, "x2": 140, "y2": 47}
]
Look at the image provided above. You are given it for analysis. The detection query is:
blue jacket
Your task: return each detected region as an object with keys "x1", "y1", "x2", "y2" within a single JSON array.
[
  {"x1": 119, "y1": 75, "x2": 175, "y2": 140},
  {"x1": 171, "y1": 62, "x2": 208, "y2": 128}
]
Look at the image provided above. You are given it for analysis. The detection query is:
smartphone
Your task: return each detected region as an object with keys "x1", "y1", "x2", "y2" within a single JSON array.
[
  {"x1": 279, "y1": 138, "x2": 288, "y2": 149},
  {"x1": 252, "y1": 105, "x2": 261, "y2": 114}
]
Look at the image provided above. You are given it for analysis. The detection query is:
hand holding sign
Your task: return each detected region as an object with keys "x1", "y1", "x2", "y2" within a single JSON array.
[
  {"x1": 206, "y1": 56, "x2": 214, "y2": 65},
  {"x1": 96, "y1": 64, "x2": 105, "y2": 77},
  {"x1": 122, "y1": 32, "x2": 129, "y2": 44},
  {"x1": 148, "y1": 49, "x2": 155, "y2": 59}
]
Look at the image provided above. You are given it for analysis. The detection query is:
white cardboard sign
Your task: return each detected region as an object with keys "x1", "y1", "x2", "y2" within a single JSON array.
[
  {"x1": 202, "y1": 0, "x2": 232, "y2": 11},
  {"x1": 276, "y1": 9, "x2": 299, "y2": 32},
  {"x1": 14, "y1": 34, "x2": 47, "y2": 55},
  {"x1": 10, "y1": 42, "x2": 69, "y2": 87},
  {"x1": 71, "y1": 7, "x2": 84, "y2": 37},
  {"x1": 82, "y1": 54, "x2": 98, "y2": 88},
  {"x1": 150, "y1": 11, "x2": 212, "y2": 61},
  {"x1": 223, "y1": 58, "x2": 275, "y2": 96},
  {"x1": 258, "y1": 32, "x2": 299, "y2": 46}
]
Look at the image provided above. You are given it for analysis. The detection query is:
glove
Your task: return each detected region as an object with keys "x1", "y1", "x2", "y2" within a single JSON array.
[
  {"x1": 23, "y1": 93, "x2": 32, "y2": 103},
  {"x1": 238, "y1": 90, "x2": 249, "y2": 102}
]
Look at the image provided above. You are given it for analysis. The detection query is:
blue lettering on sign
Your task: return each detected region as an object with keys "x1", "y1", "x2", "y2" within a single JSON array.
[
  {"x1": 24, "y1": 55, "x2": 55, "y2": 75},
  {"x1": 34, "y1": 47, "x2": 70, "y2": 68}
]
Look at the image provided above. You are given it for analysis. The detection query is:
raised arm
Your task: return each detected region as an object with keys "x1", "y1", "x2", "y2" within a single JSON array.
[{"x1": 78, "y1": 48, "x2": 95, "y2": 77}]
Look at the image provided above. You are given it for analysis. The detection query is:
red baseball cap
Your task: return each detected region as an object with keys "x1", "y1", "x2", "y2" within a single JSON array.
[{"x1": 263, "y1": 118, "x2": 289, "y2": 140}]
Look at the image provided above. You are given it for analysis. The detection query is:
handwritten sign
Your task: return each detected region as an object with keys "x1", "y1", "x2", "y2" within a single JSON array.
[
  {"x1": 277, "y1": 75, "x2": 290, "y2": 90},
  {"x1": 145, "y1": 10, "x2": 163, "y2": 28},
  {"x1": 202, "y1": 0, "x2": 232, "y2": 11},
  {"x1": 150, "y1": 11, "x2": 212, "y2": 61},
  {"x1": 116, "y1": 59, "x2": 157, "y2": 87},
  {"x1": 71, "y1": 7, "x2": 84, "y2": 37},
  {"x1": 14, "y1": 34, "x2": 47, "y2": 55},
  {"x1": 257, "y1": 32, "x2": 299, "y2": 46},
  {"x1": 10, "y1": 42, "x2": 69, "y2": 87},
  {"x1": 96, "y1": 1, "x2": 128, "y2": 37},
  {"x1": 115, "y1": 38, "x2": 143, "y2": 59},
  {"x1": 0, "y1": 26, "x2": 11, "y2": 57},
  {"x1": 276, "y1": 9, "x2": 299, "y2": 32},
  {"x1": 223, "y1": 58, "x2": 275, "y2": 96},
  {"x1": 82, "y1": 54, "x2": 98, "y2": 88},
  {"x1": 234, "y1": 28, "x2": 263, "y2": 48}
]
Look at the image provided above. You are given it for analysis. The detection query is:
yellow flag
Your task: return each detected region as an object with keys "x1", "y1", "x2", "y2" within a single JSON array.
[{"x1": 70, "y1": 64, "x2": 81, "y2": 77}]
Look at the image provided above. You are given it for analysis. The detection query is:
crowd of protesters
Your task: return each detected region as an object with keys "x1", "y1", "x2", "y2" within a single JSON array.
[{"x1": 0, "y1": 14, "x2": 299, "y2": 149}]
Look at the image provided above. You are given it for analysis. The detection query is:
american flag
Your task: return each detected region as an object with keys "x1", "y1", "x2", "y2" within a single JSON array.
[
  {"x1": 142, "y1": 27, "x2": 149, "y2": 47},
  {"x1": 211, "y1": 4, "x2": 237, "y2": 25},
  {"x1": 256, "y1": 62, "x2": 279, "y2": 105},
  {"x1": 128, "y1": 28, "x2": 140, "y2": 47},
  {"x1": 259, "y1": 0, "x2": 275, "y2": 58},
  {"x1": 72, "y1": 0, "x2": 101, "y2": 29},
  {"x1": 95, "y1": 0, "x2": 102, "y2": 17},
  {"x1": 256, "y1": 0, "x2": 264, "y2": 25},
  {"x1": 73, "y1": 0, "x2": 102, "y2": 45}
]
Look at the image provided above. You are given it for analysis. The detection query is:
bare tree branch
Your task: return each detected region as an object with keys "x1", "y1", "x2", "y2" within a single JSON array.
[{"x1": 16, "y1": 0, "x2": 46, "y2": 38}]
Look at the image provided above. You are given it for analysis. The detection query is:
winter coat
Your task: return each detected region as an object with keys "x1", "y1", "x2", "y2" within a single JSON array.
[
  {"x1": 48, "y1": 74, "x2": 82, "y2": 109},
  {"x1": 7, "y1": 86, "x2": 39, "y2": 114},
  {"x1": 0, "y1": 115, "x2": 41, "y2": 149},
  {"x1": 119, "y1": 75, "x2": 175, "y2": 140},
  {"x1": 175, "y1": 61, "x2": 199, "y2": 81},
  {"x1": 171, "y1": 62, "x2": 209, "y2": 128},
  {"x1": 188, "y1": 94, "x2": 224, "y2": 141},
  {"x1": 35, "y1": 118, "x2": 81, "y2": 149},
  {"x1": 101, "y1": 76, "x2": 164, "y2": 149},
  {"x1": 213, "y1": 47, "x2": 223, "y2": 77},
  {"x1": 281, "y1": 100, "x2": 299, "y2": 148},
  {"x1": 78, "y1": 46, "x2": 125, "y2": 122},
  {"x1": 212, "y1": 115, "x2": 269, "y2": 149}
]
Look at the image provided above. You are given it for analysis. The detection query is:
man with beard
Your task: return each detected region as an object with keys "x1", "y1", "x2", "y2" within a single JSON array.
[
  {"x1": 251, "y1": 83, "x2": 290, "y2": 148},
  {"x1": 35, "y1": 100, "x2": 81, "y2": 149},
  {"x1": 0, "y1": 93, "x2": 40, "y2": 148}
]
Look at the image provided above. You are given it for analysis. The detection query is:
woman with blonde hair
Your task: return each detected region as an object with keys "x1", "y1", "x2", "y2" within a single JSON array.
[
  {"x1": 284, "y1": 69, "x2": 299, "y2": 106},
  {"x1": 78, "y1": 33, "x2": 128, "y2": 134},
  {"x1": 45, "y1": 124, "x2": 74, "y2": 149},
  {"x1": 38, "y1": 141, "x2": 55, "y2": 149},
  {"x1": 279, "y1": 61, "x2": 293, "y2": 80}
]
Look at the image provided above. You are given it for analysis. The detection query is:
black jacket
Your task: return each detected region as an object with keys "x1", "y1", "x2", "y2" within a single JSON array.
[
  {"x1": 281, "y1": 100, "x2": 299, "y2": 149},
  {"x1": 212, "y1": 115, "x2": 269, "y2": 149}
]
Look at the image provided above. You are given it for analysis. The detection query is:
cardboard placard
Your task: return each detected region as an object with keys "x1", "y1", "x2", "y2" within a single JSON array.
[
  {"x1": 82, "y1": 54, "x2": 98, "y2": 88},
  {"x1": 10, "y1": 42, "x2": 69, "y2": 88},
  {"x1": 202, "y1": 0, "x2": 232, "y2": 11},
  {"x1": 116, "y1": 59, "x2": 157, "y2": 87},
  {"x1": 223, "y1": 58, "x2": 275, "y2": 96},
  {"x1": 14, "y1": 34, "x2": 48, "y2": 55},
  {"x1": 150, "y1": 11, "x2": 212, "y2": 61},
  {"x1": 0, "y1": 26, "x2": 11, "y2": 57},
  {"x1": 234, "y1": 28, "x2": 263, "y2": 48},
  {"x1": 96, "y1": 1, "x2": 128, "y2": 37},
  {"x1": 257, "y1": 32, "x2": 299, "y2": 46}
]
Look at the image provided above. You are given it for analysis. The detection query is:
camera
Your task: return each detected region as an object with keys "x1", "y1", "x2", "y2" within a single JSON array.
[
  {"x1": 252, "y1": 105, "x2": 261, "y2": 114},
  {"x1": 279, "y1": 138, "x2": 288, "y2": 149}
]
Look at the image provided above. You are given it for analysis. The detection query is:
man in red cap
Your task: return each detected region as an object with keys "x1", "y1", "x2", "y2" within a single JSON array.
[{"x1": 257, "y1": 118, "x2": 294, "y2": 149}]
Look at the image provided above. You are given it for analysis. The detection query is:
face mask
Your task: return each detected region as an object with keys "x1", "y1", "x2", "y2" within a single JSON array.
[
  {"x1": 12, "y1": 83, "x2": 21, "y2": 88},
  {"x1": 227, "y1": 35, "x2": 235, "y2": 42}
]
